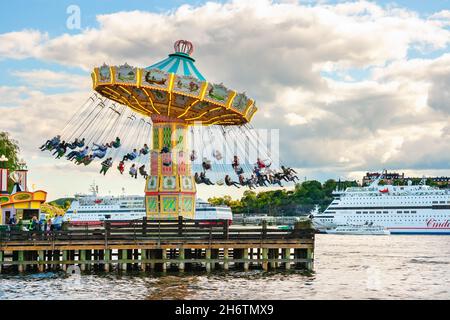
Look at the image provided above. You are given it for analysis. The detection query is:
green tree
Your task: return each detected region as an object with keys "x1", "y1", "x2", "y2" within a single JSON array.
[
  {"x1": 0, "y1": 132, "x2": 20, "y2": 171},
  {"x1": 0, "y1": 132, "x2": 20, "y2": 193}
]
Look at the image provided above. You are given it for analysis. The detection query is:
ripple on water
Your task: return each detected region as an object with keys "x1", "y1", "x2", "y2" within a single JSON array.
[{"x1": 1, "y1": 235, "x2": 450, "y2": 299}]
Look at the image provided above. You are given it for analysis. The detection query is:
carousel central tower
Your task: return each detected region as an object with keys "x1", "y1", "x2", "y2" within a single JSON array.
[{"x1": 91, "y1": 40, "x2": 258, "y2": 219}]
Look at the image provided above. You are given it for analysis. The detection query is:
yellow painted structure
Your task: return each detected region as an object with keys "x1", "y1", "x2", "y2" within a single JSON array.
[{"x1": 0, "y1": 190, "x2": 47, "y2": 224}]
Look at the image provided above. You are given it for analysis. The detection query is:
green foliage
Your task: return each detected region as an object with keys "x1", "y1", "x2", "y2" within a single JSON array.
[
  {"x1": 0, "y1": 132, "x2": 20, "y2": 193},
  {"x1": 209, "y1": 179, "x2": 358, "y2": 216},
  {"x1": 49, "y1": 198, "x2": 75, "y2": 210}
]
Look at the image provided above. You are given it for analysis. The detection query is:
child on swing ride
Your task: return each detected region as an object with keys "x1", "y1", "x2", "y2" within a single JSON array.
[
  {"x1": 129, "y1": 164, "x2": 138, "y2": 179},
  {"x1": 100, "y1": 157, "x2": 113, "y2": 175}
]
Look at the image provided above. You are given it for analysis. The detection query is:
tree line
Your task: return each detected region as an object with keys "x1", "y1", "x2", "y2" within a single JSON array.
[{"x1": 208, "y1": 180, "x2": 359, "y2": 215}]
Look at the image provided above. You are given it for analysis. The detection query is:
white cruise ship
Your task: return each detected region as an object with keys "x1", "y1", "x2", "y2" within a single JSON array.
[
  {"x1": 63, "y1": 184, "x2": 233, "y2": 225},
  {"x1": 312, "y1": 177, "x2": 450, "y2": 235}
]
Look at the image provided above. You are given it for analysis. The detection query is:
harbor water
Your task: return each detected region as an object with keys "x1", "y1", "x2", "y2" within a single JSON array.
[{"x1": 1, "y1": 234, "x2": 449, "y2": 300}]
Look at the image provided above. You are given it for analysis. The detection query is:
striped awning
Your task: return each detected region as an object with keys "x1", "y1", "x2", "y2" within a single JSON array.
[{"x1": 146, "y1": 52, "x2": 206, "y2": 81}]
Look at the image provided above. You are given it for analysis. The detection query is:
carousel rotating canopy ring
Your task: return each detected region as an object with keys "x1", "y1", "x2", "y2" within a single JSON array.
[{"x1": 91, "y1": 40, "x2": 258, "y2": 125}]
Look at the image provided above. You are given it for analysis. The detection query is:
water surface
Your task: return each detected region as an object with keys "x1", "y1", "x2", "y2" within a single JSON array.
[{"x1": 1, "y1": 235, "x2": 449, "y2": 299}]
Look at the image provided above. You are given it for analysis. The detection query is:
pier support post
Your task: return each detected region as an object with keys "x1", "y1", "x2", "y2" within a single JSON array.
[
  {"x1": 80, "y1": 250, "x2": 86, "y2": 271},
  {"x1": 141, "y1": 249, "x2": 147, "y2": 271},
  {"x1": 178, "y1": 248, "x2": 185, "y2": 272},
  {"x1": 149, "y1": 250, "x2": 155, "y2": 271},
  {"x1": 243, "y1": 248, "x2": 249, "y2": 271},
  {"x1": 223, "y1": 248, "x2": 229, "y2": 271},
  {"x1": 0, "y1": 251, "x2": 3, "y2": 274},
  {"x1": 120, "y1": 250, "x2": 128, "y2": 271},
  {"x1": 306, "y1": 248, "x2": 314, "y2": 271},
  {"x1": 283, "y1": 249, "x2": 290, "y2": 270},
  {"x1": 161, "y1": 249, "x2": 167, "y2": 273},
  {"x1": 38, "y1": 250, "x2": 45, "y2": 272},
  {"x1": 104, "y1": 249, "x2": 111, "y2": 272},
  {"x1": 262, "y1": 248, "x2": 268, "y2": 271},
  {"x1": 269, "y1": 249, "x2": 277, "y2": 270},
  {"x1": 62, "y1": 251, "x2": 68, "y2": 271},
  {"x1": 205, "y1": 249, "x2": 211, "y2": 272},
  {"x1": 18, "y1": 251, "x2": 25, "y2": 273}
]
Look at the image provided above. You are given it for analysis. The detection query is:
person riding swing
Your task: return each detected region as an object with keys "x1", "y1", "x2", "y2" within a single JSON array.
[
  {"x1": 129, "y1": 164, "x2": 138, "y2": 179},
  {"x1": 100, "y1": 157, "x2": 113, "y2": 175},
  {"x1": 200, "y1": 172, "x2": 214, "y2": 185},
  {"x1": 225, "y1": 175, "x2": 240, "y2": 188},
  {"x1": 139, "y1": 165, "x2": 148, "y2": 179}
]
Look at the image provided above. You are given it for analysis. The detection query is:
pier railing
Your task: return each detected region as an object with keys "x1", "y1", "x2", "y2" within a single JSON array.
[{"x1": 0, "y1": 218, "x2": 315, "y2": 244}]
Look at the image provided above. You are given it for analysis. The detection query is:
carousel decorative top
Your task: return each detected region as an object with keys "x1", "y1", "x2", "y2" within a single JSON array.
[{"x1": 91, "y1": 40, "x2": 257, "y2": 125}]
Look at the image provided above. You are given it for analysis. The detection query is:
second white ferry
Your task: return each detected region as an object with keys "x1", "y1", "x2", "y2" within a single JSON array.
[
  {"x1": 63, "y1": 184, "x2": 233, "y2": 225},
  {"x1": 312, "y1": 176, "x2": 450, "y2": 234}
]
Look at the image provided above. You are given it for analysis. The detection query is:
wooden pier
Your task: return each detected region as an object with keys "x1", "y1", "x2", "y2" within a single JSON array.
[{"x1": 0, "y1": 218, "x2": 315, "y2": 274}]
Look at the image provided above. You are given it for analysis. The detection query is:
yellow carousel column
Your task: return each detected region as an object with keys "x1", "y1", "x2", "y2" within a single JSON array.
[{"x1": 145, "y1": 116, "x2": 196, "y2": 220}]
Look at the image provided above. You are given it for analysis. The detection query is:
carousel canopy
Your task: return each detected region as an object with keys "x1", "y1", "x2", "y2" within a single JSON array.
[
  {"x1": 91, "y1": 40, "x2": 257, "y2": 125},
  {"x1": 146, "y1": 40, "x2": 206, "y2": 81}
]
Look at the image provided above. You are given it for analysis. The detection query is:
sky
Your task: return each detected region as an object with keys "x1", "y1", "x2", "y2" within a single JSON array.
[{"x1": 0, "y1": 0, "x2": 449, "y2": 200}]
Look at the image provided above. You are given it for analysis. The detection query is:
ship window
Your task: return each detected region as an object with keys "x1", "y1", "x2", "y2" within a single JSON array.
[{"x1": 397, "y1": 211, "x2": 402, "y2": 213}]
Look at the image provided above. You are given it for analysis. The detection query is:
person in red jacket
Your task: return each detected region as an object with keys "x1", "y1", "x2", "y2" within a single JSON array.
[{"x1": 117, "y1": 160, "x2": 125, "y2": 174}]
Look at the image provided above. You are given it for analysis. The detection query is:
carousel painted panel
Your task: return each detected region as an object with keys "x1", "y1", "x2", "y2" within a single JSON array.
[
  {"x1": 150, "y1": 151, "x2": 159, "y2": 175},
  {"x1": 145, "y1": 176, "x2": 158, "y2": 192},
  {"x1": 245, "y1": 103, "x2": 257, "y2": 120},
  {"x1": 160, "y1": 175, "x2": 178, "y2": 191},
  {"x1": 172, "y1": 75, "x2": 203, "y2": 98},
  {"x1": 181, "y1": 195, "x2": 195, "y2": 214},
  {"x1": 203, "y1": 83, "x2": 232, "y2": 106},
  {"x1": 191, "y1": 101, "x2": 211, "y2": 113},
  {"x1": 141, "y1": 68, "x2": 170, "y2": 90},
  {"x1": 149, "y1": 90, "x2": 169, "y2": 105},
  {"x1": 176, "y1": 151, "x2": 187, "y2": 175},
  {"x1": 145, "y1": 195, "x2": 159, "y2": 214},
  {"x1": 97, "y1": 64, "x2": 112, "y2": 84},
  {"x1": 161, "y1": 153, "x2": 173, "y2": 175},
  {"x1": 231, "y1": 92, "x2": 251, "y2": 114},
  {"x1": 161, "y1": 195, "x2": 178, "y2": 214},
  {"x1": 180, "y1": 176, "x2": 195, "y2": 192},
  {"x1": 172, "y1": 94, "x2": 196, "y2": 110},
  {"x1": 114, "y1": 64, "x2": 137, "y2": 84}
]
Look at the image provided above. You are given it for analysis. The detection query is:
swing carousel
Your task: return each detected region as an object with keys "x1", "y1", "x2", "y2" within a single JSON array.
[{"x1": 40, "y1": 40, "x2": 298, "y2": 220}]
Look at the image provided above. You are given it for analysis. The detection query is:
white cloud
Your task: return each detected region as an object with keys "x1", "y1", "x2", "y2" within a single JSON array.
[
  {"x1": 11, "y1": 69, "x2": 90, "y2": 90},
  {"x1": 1, "y1": 0, "x2": 450, "y2": 198}
]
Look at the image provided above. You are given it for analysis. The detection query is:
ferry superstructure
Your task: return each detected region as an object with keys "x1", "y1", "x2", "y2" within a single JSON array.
[
  {"x1": 63, "y1": 184, "x2": 233, "y2": 224},
  {"x1": 312, "y1": 178, "x2": 450, "y2": 234}
]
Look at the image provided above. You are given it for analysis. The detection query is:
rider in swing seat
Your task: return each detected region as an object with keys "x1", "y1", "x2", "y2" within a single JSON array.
[
  {"x1": 40, "y1": 135, "x2": 61, "y2": 151},
  {"x1": 139, "y1": 165, "x2": 149, "y2": 179},
  {"x1": 117, "y1": 160, "x2": 125, "y2": 174},
  {"x1": 200, "y1": 172, "x2": 214, "y2": 185},
  {"x1": 111, "y1": 137, "x2": 121, "y2": 148},
  {"x1": 139, "y1": 144, "x2": 150, "y2": 156},
  {"x1": 225, "y1": 175, "x2": 240, "y2": 188},
  {"x1": 100, "y1": 157, "x2": 113, "y2": 175},
  {"x1": 122, "y1": 149, "x2": 138, "y2": 162},
  {"x1": 129, "y1": 164, "x2": 138, "y2": 179}
]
